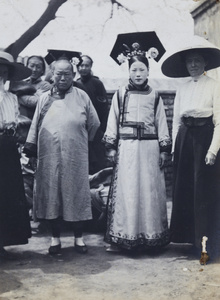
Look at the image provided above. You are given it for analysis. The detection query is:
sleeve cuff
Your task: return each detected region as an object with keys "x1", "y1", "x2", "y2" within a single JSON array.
[
  {"x1": 102, "y1": 135, "x2": 118, "y2": 150},
  {"x1": 159, "y1": 139, "x2": 172, "y2": 153},
  {"x1": 23, "y1": 142, "x2": 37, "y2": 158}
]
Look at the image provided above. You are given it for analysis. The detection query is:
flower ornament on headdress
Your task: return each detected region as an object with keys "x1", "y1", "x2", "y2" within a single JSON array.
[
  {"x1": 147, "y1": 47, "x2": 159, "y2": 60},
  {"x1": 116, "y1": 42, "x2": 159, "y2": 64},
  {"x1": 71, "y1": 57, "x2": 80, "y2": 66},
  {"x1": 117, "y1": 53, "x2": 128, "y2": 64},
  {"x1": 128, "y1": 43, "x2": 146, "y2": 58}
]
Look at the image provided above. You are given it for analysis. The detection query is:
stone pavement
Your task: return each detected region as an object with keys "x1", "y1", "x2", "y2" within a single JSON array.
[{"x1": 0, "y1": 202, "x2": 220, "y2": 300}]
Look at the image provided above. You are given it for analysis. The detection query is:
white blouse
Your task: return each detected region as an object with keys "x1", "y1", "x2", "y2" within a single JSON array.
[
  {"x1": 172, "y1": 74, "x2": 220, "y2": 155},
  {"x1": 0, "y1": 90, "x2": 19, "y2": 130}
]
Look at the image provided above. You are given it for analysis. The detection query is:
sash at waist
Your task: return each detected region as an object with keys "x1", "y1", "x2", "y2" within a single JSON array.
[
  {"x1": 119, "y1": 121, "x2": 158, "y2": 140},
  {"x1": 182, "y1": 116, "x2": 213, "y2": 127},
  {"x1": 119, "y1": 134, "x2": 158, "y2": 140}
]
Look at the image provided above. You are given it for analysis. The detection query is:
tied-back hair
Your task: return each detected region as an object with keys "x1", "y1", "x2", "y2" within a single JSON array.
[{"x1": 128, "y1": 55, "x2": 149, "y2": 69}]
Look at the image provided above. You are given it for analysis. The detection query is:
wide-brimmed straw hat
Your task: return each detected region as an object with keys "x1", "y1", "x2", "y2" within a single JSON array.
[
  {"x1": 0, "y1": 51, "x2": 31, "y2": 80},
  {"x1": 161, "y1": 36, "x2": 220, "y2": 78}
]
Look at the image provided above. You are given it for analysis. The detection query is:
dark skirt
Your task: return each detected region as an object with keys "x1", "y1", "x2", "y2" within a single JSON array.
[
  {"x1": 0, "y1": 135, "x2": 31, "y2": 247},
  {"x1": 170, "y1": 119, "x2": 220, "y2": 259}
]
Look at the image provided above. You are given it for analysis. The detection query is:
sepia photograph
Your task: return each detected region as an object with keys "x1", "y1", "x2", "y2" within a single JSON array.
[{"x1": 0, "y1": 0, "x2": 220, "y2": 299}]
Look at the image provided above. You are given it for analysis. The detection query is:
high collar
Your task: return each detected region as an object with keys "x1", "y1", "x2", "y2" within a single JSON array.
[
  {"x1": 80, "y1": 73, "x2": 92, "y2": 83},
  {"x1": 51, "y1": 84, "x2": 73, "y2": 96},
  {"x1": 127, "y1": 78, "x2": 151, "y2": 92},
  {"x1": 191, "y1": 73, "x2": 206, "y2": 83}
]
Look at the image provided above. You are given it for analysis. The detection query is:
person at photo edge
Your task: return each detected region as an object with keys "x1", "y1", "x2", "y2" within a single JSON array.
[
  {"x1": 10, "y1": 56, "x2": 51, "y2": 216},
  {"x1": 161, "y1": 35, "x2": 220, "y2": 261},
  {"x1": 0, "y1": 50, "x2": 32, "y2": 260},
  {"x1": 23, "y1": 50, "x2": 100, "y2": 255},
  {"x1": 102, "y1": 34, "x2": 171, "y2": 252}
]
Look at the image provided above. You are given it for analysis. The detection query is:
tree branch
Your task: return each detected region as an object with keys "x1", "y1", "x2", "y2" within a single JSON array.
[
  {"x1": 111, "y1": 0, "x2": 133, "y2": 13},
  {"x1": 5, "y1": 0, "x2": 67, "y2": 59},
  {"x1": 100, "y1": 0, "x2": 134, "y2": 38}
]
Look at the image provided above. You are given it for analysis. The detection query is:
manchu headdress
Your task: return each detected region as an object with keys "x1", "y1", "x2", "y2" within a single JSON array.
[{"x1": 110, "y1": 31, "x2": 166, "y2": 65}]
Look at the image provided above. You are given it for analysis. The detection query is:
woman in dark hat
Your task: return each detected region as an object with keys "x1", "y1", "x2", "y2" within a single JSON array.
[
  {"x1": 0, "y1": 50, "x2": 32, "y2": 259},
  {"x1": 161, "y1": 36, "x2": 220, "y2": 262},
  {"x1": 103, "y1": 35, "x2": 171, "y2": 252}
]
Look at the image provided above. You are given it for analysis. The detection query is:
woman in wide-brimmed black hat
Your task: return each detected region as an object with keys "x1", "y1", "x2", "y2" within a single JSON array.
[
  {"x1": 0, "y1": 50, "x2": 32, "y2": 260},
  {"x1": 161, "y1": 36, "x2": 220, "y2": 262}
]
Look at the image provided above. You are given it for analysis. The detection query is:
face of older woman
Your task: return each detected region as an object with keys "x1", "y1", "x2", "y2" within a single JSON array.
[
  {"x1": 53, "y1": 60, "x2": 74, "y2": 92},
  {"x1": 185, "y1": 52, "x2": 206, "y2": 78},
  {"x1": 27, "y1": 57, "x2": 44, "y2": 80},
  {"x1": 129, "y1": 61, "x2": 149, "y2": 86}
]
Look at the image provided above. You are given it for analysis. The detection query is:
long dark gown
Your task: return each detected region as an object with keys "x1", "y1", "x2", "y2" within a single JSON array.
[
  {"x1": 0, "y1": 135, "x2": 31, "y2": 247},
  {"x1": 170, "y1": 75, "x2": 220, "y2": 261}
]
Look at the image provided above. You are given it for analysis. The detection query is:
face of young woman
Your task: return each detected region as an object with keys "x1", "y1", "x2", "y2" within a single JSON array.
[
  {"x1": 129, "y1": 61, "x2": 149, "y2": 86},
  {"x1": 185, "y1": 52, "x2": 206, "y2": 78}
]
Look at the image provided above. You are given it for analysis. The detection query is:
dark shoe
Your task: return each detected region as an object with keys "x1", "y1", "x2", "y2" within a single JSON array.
[
  {"x1": 74, "y1": 243, "x2": 88, "y2": 254},
  {"x1": 0, "y1": 248, "x2": 15, "y2": 260},
  {"x1": 48, "y1": 244, "x2": 61, "y2": 255}
]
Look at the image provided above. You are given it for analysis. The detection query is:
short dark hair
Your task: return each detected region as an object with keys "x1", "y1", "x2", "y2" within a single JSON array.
[{"x1": 27, "y1": 55, "x2": 46, "y2": 74}]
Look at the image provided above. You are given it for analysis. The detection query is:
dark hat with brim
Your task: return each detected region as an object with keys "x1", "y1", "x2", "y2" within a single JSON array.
[
  {"x1": 45, "y1": 49, "x2": 82, "y2": 65},
  {"x1": 110, "y1": 31, "x2": 166, "y2": 65},
  {"x1": 161, "y1": 36, "x2": 220, "y2": 78},
  {"x1": 0, "y1": 51, "x2": 31, "y2": 81}
]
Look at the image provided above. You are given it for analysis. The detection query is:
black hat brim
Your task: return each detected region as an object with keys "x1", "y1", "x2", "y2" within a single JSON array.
[
  {"x1": 0, "y1": 59, "x2": 32, "y2": 81},
  {"x1": 162, "y1": 47, "x2": 220, "y2": 78}
]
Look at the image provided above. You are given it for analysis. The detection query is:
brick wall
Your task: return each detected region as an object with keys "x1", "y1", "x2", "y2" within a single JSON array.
[{"x1": 106, "y1": 89, "x2": 176, "y2": 200}]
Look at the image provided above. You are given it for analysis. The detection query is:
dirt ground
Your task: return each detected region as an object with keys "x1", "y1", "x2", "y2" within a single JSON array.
[{"x1": 1, "y1": 202, "x2": 220, "y2": 300}]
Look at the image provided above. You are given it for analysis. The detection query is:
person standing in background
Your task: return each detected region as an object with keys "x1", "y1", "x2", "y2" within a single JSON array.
[
  {"x1": 77, "y1": 55, "x2": 109, "y2": 174},
  {"x1": 11, "y1": 55, "x2": 51, "y2": 120}
]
